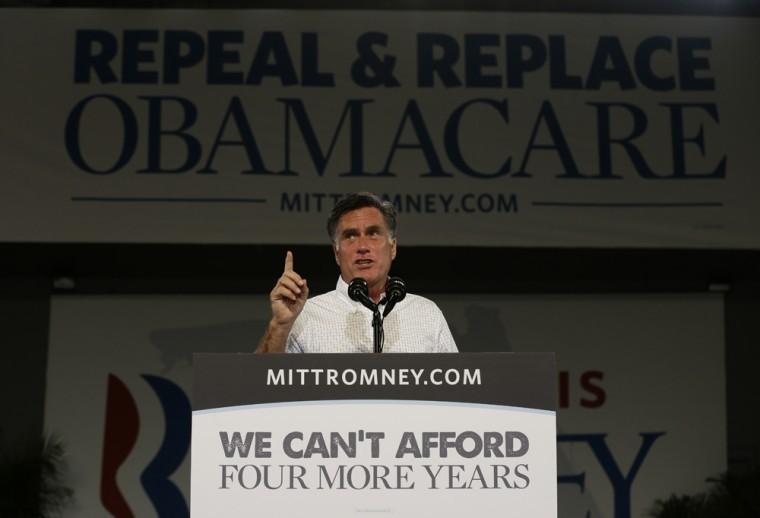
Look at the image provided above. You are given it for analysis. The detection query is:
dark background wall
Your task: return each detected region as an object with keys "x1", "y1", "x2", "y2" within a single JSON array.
[
  {"x1": 2, "y1": 244, "x2": 759, "y2": 472},
  {"x1": 1, "y1": 0, "x2": 759, "y2": 475}
]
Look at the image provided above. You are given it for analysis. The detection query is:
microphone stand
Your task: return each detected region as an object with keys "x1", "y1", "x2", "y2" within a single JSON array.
[
  {"x1": 372, "y1": 307, "x2": 384, "y2": 354},
  {"x1": 348, "y1": 277, "x2": 404, "y2": 354}
]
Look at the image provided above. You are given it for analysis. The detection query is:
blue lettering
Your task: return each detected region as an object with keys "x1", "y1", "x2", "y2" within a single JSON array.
[
  {"x1": 281, "y1": 192, "x2": 301, "y2": 211},
  {"x1": 247, "y1": 32, "x2": 297, "y2": 86},
  {"x1": 137, "y1": 96, "x2": 201, "y2": 174},
  {"x1": 65, "y1": 94, "x2": 137, "y2": 174},
  {"x1": 465, "y1": 34, "x2": 501, "y2": 88},
  {"x1": 662, "y1": 102, "x2": 726, "y2": 178},
  {"x1": 444, "y1": 99, "x2": 511, "y2": 178},
  {"x1": 417, "y1": 33, "x2": 462, "y2": 88},
  {"x1": 559, "y1": 433, "x2": 665, "y2": 518},
  {"x1": 207, "y1": 31, "x2": 243, "y2": 85},
  {"x1": 635, "y1": 37, "x2": 676, "y2": 91},
  {"x1": 548, "y1": 36, "x2": 583, "y2": 89},
  {"x1": 506, "y1": 35, "x2": 546, "y2": 88},
  {"x1": 590, "y1": 102, "x2": 655, "y2": 178},
  {"x1": 383, "y1": 100, "x2": 449, "y2": 177},
  {"x1": 678, "y1": 38, "x2": 715, "y2": 91},
  {"x1": 557, "y1": 472, "x2": 591, "y2": 518},
  {"x1": 519, "y1": 101, "x2": 580, "y2": 178},
  {"x1": 74, "y1": 30, "x2": 118, "y2": 84},
  {"x1": 164, "y1": 31, "x2": 205, "y2": 84},
  {"x1": 122, "y1": 30, "x2": 159, "y2": 84},
  {"x1": 278, "y1": 98, "x2": 374, "y2": 176},
  {"x1": 586, "y1": 37, "x2": 636, "y2": 90},
  {"x1": 462, "y1": 193, "x2": 476, "y2": 213},
  {"x1": 301, "y1": 33, "x2": 335, "y2": 87},
  {"x1": 351, "y1": 32, "x2": 400, "y2": 88},
  {"x1": 198, "y1": 96, "x2": 272, "y2": 174}
]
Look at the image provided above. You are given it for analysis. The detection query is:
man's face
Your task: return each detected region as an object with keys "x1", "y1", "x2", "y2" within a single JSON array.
[{"x1": 333, "y1": 206, "x2": 397, "y2": 292}]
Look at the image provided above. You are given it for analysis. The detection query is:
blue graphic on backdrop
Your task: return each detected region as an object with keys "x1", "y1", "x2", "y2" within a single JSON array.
[{"x1": 101, "y1": 374, "x2": 190, "y2": 517}]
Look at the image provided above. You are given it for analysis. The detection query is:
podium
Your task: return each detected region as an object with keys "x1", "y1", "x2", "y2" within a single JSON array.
[{"x1": 192, "y1": 353, "x2": 557, "y2": 517}]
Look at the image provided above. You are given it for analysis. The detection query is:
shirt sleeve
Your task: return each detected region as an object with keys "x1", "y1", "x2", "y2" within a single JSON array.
[
  {"x1": 436, "y1": 307, "x2": 459, "y2": 352},
  {"x1": 284, "y1": 332, "x2": 303, "y2": 353},
  {"x1": 284, "y1": 308, "x2": 308, "y2": 353}
]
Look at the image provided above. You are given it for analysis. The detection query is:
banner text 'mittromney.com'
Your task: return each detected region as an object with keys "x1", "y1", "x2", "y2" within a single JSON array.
[{"x1": 266, "y1": 368, "x2": 482, "y2": 387}]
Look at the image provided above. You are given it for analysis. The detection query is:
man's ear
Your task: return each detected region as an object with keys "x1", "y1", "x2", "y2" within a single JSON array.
[
  {"x1": 334, "y1": 242, "x2": 340, "y2": 265},
  {"x1": 391, "y1": 239, "x2": 397, "y2": 261}
]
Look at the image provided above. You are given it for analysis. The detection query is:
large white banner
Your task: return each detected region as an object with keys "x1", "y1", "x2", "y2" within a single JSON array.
[
  {"x1": 2, "y1": 9, "x2": 759, "y2": 247},
  {"x1": 45, "y1": 293, "x2": 725, "y2": 518}
]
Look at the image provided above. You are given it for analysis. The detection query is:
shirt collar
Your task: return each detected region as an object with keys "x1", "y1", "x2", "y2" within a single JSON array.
[{"x1": 336, "y1": 276, "x2": 353, "y2": 305}]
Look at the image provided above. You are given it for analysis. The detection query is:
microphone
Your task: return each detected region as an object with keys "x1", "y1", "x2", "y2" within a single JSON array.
[
  {"x1": 348, "y1": 278, "x2": 376, "y2": 312},
  {"x1": 382, "y1": 277, "x2": 406, "y2": 317}
]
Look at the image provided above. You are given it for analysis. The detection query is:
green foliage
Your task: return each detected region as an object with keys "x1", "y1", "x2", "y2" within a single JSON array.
[
  {"x1": 0, "y1": 435, "x2": 73, "y2": 518},
  {"x1": 649, "y1": 468, "x2": 760, "y2": 518}
]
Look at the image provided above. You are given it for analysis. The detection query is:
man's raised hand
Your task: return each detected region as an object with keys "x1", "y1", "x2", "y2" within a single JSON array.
[
  {"x1": 269, "y1": 250, "x2": 309, "y2": 327},
  {"x1": 257, "y1": 251, "x2": 309, "y2": 353}
]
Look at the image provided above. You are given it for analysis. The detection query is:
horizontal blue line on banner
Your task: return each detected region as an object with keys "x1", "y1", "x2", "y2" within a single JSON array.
[
  {"x1": 71, "y1": 196, "x2": 267, "y2": 203},
  {"x1": 532, "y1": 201, "x2": 723, "y2": 208}
]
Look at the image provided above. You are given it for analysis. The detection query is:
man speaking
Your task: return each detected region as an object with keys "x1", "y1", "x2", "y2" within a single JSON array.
[{"x1": 256, "y1": 192, "x2": 458, "y2": 353}]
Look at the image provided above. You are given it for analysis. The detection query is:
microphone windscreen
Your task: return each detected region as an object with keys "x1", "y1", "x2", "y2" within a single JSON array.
[
  {"x1": 348, "y1": 277, "x2": 369, "y2": 302},
  {"x1": 385, "y1": 277, "x2": 406, "y2": 302}
]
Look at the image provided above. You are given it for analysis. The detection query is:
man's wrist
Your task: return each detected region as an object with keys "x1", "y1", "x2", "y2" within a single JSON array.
[
  {"x1": 267, "y1": 318, "x2": 293, "y2": 339},
  {"x1": 256, "y1": 319, "x2": 293, "y2": 353}
]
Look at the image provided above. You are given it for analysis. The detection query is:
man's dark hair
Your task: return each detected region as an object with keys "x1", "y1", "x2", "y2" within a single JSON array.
[{"x1": 327, "y1": 192, "x2": 397, "y2": 243}]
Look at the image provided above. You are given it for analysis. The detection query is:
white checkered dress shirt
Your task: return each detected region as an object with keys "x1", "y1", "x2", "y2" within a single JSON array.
[{"x1": 285, "y1": 277, "x2": 458, "y2": 353}]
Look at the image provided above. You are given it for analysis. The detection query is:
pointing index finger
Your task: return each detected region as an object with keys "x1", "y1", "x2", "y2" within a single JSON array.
[{"x1": 284, "y1": 250, "x2": 294, "y2": 272}]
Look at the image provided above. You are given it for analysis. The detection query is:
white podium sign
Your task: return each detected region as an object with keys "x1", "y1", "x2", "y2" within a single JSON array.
[{"x1": 191, "y1": 353, "x2": 557, "y2": 517}]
